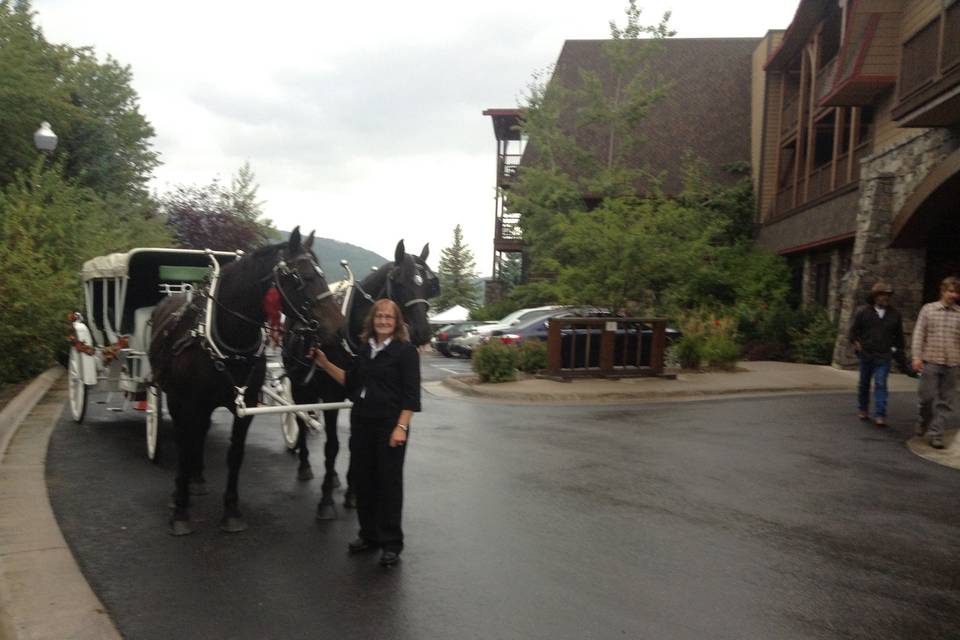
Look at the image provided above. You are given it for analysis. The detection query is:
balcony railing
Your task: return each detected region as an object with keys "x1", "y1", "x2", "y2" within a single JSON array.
[
  {"x1": 944, "y1": 3, "x2": 960, "y2": 72},
  {"x1": 899, "y1": 20, "x2": 939, "y2": 98},
  {"x1": 495, "y1": 212, "x2": 522, "y2": 241},
  {"x1": 815, "y1": 57, "x2": 838, "y2": 104},
  {"x1": 497, "y1": 153, "x2": 523, "y2": 184},
  {"x1": 781, "y1": 91, "x2": 799, "y2": 137},
  {"x1": 775, "y1": 184, "x2": 794, "y2": 213},
  {"x1": 806, "y1": 162, "x2": 832, "y2": 201},
  {"x1": 771, "y1": 143, "x2": 868, "y2": 217}
]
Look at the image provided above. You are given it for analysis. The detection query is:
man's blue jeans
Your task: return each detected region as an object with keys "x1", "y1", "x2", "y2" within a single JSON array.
[{"x1": 858, "y1": 355, "x2": 892, "y2": 417}]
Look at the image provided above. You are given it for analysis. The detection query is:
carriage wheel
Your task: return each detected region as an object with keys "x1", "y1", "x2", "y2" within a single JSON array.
[
  {"x1": 67, "y1": 348, "x2": 88, "y2": 423},
  {"x1": 146, "y1": 386, "x2": 162, "y2": 463},
  {"x1": 280, "y1": 376, "x2": 299, "y2": 450}
]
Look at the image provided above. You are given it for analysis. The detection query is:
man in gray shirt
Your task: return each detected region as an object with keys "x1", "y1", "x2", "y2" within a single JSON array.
[{"x1": 912, "y1": 276, "x2": 960, "y2": 449}]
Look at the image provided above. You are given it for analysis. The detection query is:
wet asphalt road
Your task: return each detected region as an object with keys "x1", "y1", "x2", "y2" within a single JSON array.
[{"x1": 47, "y1": 355, "x2": 960, "y2": 640}]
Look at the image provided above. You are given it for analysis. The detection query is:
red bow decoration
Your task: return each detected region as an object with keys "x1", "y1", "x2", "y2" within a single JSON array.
[{"x1": 263, "y1": 287, "x2": 283, "y2": 346}]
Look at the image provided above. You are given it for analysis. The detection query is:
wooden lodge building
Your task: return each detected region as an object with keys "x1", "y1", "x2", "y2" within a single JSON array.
[
  {"x1": 484, "y1": 37, "x2": 760, "y2": 301},
  {"x1": 754, "y1": 0, "x2": 960, "y2": 364}
]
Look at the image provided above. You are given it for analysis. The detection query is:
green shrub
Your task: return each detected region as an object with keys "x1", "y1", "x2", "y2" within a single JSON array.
[
  {"x1": 674, "y1": 313, "x2": 741, "y2": 370},
  {"x1": 517, "y1": 340, "x2": 548, "y2": 373},
  {"x1": 471, "y1": 341, "x2": 518, "y2": 383},
  {"x1": 702, "y1": 334, "x2": 740, "y2": 369},
  {"x1": 789, "y1": 309, "x2": 837, "y2": 364},
  {"x1": 672, "y1": 335, "x2": 704, "y2": 369}
]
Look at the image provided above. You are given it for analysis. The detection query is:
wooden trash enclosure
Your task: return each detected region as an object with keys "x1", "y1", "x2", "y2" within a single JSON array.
[{"x1": 544, "y1": 317, "x2": 671, "y2": 379}]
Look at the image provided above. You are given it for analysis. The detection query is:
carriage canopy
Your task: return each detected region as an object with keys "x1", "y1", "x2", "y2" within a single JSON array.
[{"x1": 80, "y1": 248, "x2": 239, "y2": 343}]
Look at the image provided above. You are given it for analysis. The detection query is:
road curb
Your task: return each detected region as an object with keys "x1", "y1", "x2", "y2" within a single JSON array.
[
  {"x1": 905, "y1": 431, "x2": 960, "y2": 471},
  {"x1": 0, "y1": 367, "x2": 63, "y2": 463},
  {"x1": 0, "y1": 370, "x2": 123, "y2": 640},
  {"x1": 440, "y1": 375, "x2": 853, "y2": 404}
]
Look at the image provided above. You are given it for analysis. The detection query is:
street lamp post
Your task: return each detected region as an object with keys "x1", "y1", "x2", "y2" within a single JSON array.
[{"x1": 33, "y1": 121, "x2": 58, "y2": 153}]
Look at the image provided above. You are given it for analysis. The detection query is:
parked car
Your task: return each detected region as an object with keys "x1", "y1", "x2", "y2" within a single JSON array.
[
  {"x1": 449, "y1": 305, "x2": 563, "y2": 357},
  {"x1": 487, "y1": 307, "x2": 611, "y2": 346},
  {"x1": 433, "y1": 320, "x2": 497, "y2": 357}
]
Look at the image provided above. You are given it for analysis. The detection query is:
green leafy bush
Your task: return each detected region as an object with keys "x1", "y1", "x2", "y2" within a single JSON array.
[
  {"x1": 790, "y1": 309, "x2": 837, "y2": 364},
  {"x1": 517, "y1": 340, "x2": 548, "y2": 373},
  {"x1": 702, "y1": 334, "x2": 740, "y2": 369},
  {"x1": 674, "y1": 313, "x2": 741, "y2": 370},
  {"x1": 471, "y1": 341, "x2": 518, "y2": 383},
  {"x1": 672, "y1": 335, "x2": 704, "y2": 370}
]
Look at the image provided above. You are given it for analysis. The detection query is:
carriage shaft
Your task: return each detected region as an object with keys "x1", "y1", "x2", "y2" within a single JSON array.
[{"x1": 237, "y1": 400, "x2": 352, "y2": 418}]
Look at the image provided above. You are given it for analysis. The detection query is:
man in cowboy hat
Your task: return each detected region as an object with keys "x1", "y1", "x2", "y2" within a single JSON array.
[{"x1": 848, "y1": 281, "x2": 906, "y2": 427}]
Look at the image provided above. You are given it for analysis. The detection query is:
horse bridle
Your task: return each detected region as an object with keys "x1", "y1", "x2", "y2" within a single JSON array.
[
  {"x1": 384, "y1": 262, "x2": 435, "y2": 313},
  {"x1": 269, "y1": 252, "x2": 335, "y2": 331}
]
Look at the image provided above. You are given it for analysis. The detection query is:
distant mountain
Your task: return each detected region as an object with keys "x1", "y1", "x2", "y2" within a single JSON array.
[{"x1": 273, "y1": 230, "x2": 389, "y2": 282}]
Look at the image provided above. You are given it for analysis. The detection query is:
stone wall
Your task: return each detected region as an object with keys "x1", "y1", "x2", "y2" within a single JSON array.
[{"x1": 832, "y1": 128, "x2": 960, "y2": 367}]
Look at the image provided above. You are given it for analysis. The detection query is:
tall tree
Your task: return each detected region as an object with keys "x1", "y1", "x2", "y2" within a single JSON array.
[
  {"x1": 0, "y1": 161, "x2": 171, "y2": 383},
  {"x1": 0, "y1": 0, "x2": 158, "y2": 201},
  {"x1": 433, "y1": 224, "x2": 478, "y2": 311},
  {"x1": 162, "y1": 164, "x2": 275, "y2": 252}
]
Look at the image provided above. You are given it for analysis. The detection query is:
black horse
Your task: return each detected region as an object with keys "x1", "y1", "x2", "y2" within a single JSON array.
[
  {"x1": 149, "y1": 228, "x2": 344, "y2": 535},
  {"x1": 282, "y1": 240, "x2": 438, "y2": 519}
]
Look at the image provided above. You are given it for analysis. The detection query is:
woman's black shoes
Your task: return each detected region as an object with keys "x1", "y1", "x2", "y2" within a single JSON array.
[
  {"x1": 348, "y1": 538, "x2": 376, "y2": 553},
  {"x1": 379, "y1": 550, "x2": 400, "y2": 567}
]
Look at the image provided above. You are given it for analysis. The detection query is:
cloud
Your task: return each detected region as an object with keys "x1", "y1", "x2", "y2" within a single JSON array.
[{"x1": 31, "y1": 0, "x2": 801, "y2": 276}]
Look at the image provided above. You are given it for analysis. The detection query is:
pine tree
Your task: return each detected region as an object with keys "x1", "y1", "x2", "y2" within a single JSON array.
[{"x1": 434, "y1": 225, "x2": 479, "y2": 311}]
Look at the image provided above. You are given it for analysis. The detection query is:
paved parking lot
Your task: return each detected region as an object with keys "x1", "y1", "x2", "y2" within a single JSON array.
[{"x1": 45, "y1": 378, "x2": 960, "y2": 640}]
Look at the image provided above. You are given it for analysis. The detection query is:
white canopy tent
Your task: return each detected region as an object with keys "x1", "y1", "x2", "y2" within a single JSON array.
[{"x1": 429, "y1": 304, "x2": 470, "y2": 324}]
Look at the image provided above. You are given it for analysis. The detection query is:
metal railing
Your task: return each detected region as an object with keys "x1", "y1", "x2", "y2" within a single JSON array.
[
  {"x1": 544, "y1": 317, "x2": 669, "y2": 379},
  {"x1": 497, "y1": 154, "x2": 523, "y2": 183}
]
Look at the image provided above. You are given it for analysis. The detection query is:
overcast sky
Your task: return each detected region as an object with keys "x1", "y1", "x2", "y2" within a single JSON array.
[{"x1": 32, "y1": 0, "x2": 799, "y2": 276}]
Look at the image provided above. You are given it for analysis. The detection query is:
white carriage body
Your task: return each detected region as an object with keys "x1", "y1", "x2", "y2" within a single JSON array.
[{"x1": 76, "y1": 248, "x2": 240, "y2": 393}]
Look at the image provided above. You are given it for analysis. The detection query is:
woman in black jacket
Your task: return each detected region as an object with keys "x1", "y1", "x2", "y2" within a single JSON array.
[{"x1": 312, "y1": 298, "x2": 421, "y2": 567}]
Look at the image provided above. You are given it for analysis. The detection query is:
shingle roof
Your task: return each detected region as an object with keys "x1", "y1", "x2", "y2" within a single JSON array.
[{"x1": 531, "y1": 38, "x2": 760, "y2": 195}]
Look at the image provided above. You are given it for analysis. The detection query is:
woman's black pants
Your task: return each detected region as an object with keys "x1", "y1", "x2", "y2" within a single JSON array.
[{"x1": 349, "y1": 414, "x2": 407, "y2": 553}]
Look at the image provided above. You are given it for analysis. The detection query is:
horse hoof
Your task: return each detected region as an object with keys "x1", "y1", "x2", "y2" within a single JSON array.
[
  {"x1": 189, "y1": 481, "x2": 209, "y2": 496},
  {"x1": 168, "y1": 520, "x2": 194, "y2": 536},
  {"x1": 297, "y1": 467, "x2": 314, "y2": 482},
  {"x1": 343, "y1": 491, "x2": 356, "y2": 509},
  {"x1": 220, "y1": 517, "x2": 248, "y2": 533},
  {"x1": 316, "y1": 502, "x2": 337, "y2": 521}
]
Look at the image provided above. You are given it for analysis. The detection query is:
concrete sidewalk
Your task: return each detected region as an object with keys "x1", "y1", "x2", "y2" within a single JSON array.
[
  {"x1": 441, "y1": 360, "x2": 920, "y2": 402},
  {"x1": 0, "y1": 370, "x2": 122, "y2": 640}
]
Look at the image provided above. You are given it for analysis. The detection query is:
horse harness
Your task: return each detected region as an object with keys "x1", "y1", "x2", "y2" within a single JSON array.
[
  {"x1": 153, "y1": 252, "x2": 332, "y2": 397},
  {"x1": 339, "y1": 261, "x2": 437, "y2": 354}
]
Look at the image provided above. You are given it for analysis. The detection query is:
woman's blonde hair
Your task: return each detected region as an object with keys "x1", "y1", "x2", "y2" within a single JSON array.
[{"x1": 360, "y1": 298, "x2": 410, "y2": 343}]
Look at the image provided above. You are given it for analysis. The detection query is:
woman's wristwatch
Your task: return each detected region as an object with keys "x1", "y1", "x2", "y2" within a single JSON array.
[{"x1": 396, "y1": 424, "x2": 408, "y2": 432}]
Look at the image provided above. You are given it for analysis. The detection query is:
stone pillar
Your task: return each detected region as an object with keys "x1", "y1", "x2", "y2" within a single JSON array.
[
  {"x1": 832, "y1": 172, "x2": 926, "y2": 367},
  {"x1": 831, "y1": 127, "x2": 958, "y2": 367},
  {"x1": 828, "y1": 247, "x2": 842, "y2": 320},
  {"x1": 801, "y1": 253, "x2": 815, "y2": 309}
]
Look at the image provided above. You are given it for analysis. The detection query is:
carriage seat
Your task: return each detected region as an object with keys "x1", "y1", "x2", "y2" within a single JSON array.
[{"x1": 128, "y1": 306, "x2": 156, "y2": 353}]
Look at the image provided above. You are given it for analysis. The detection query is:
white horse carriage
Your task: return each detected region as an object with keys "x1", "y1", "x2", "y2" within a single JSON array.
[
  {"x1": 67, "y1": 246, "x2": 357, "y2": 463},
  {"x1": 67, "y1": 248, "x2": 240, "y2": 460}
]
